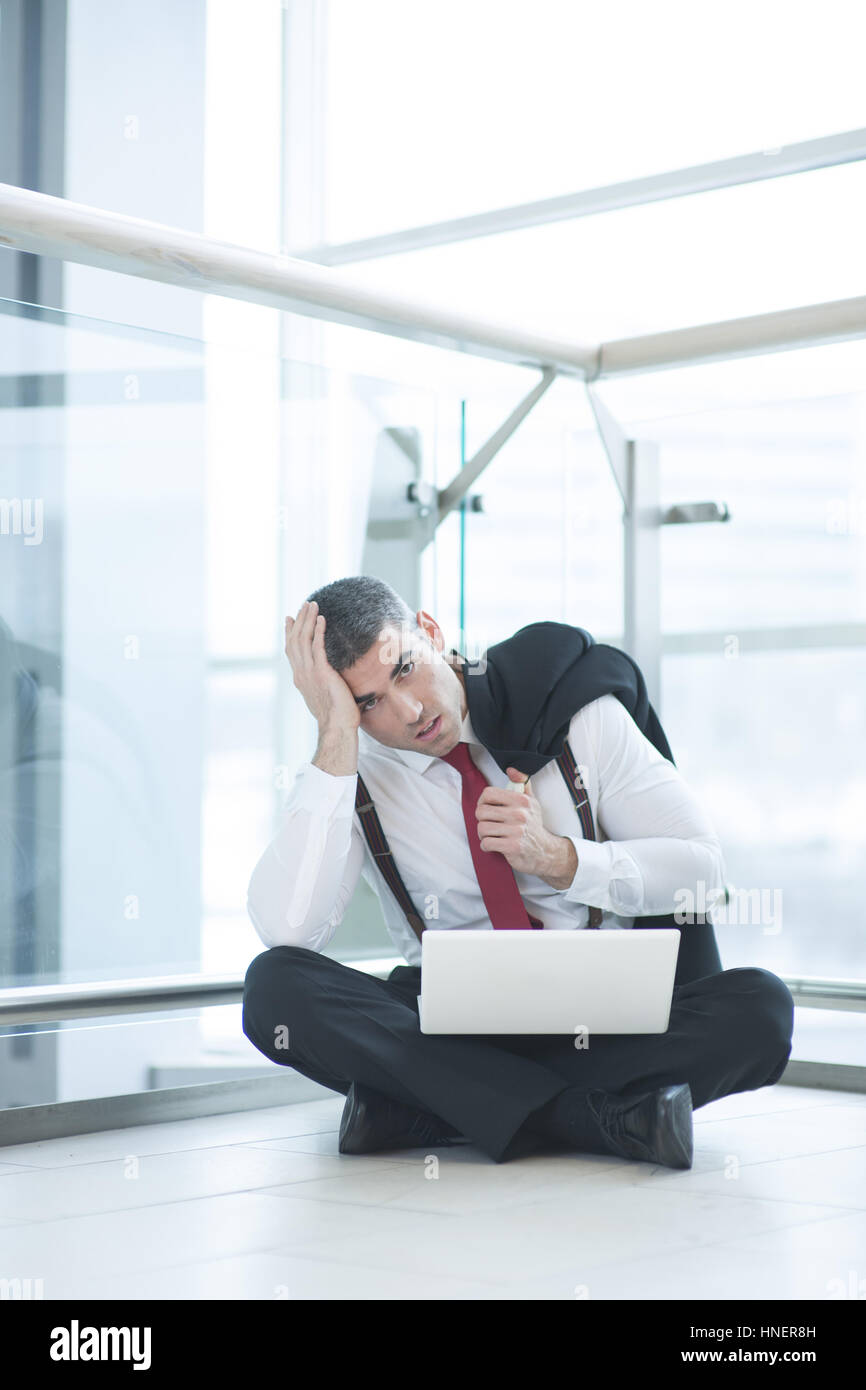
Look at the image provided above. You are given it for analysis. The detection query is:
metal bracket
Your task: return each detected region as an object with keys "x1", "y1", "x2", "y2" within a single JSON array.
[
  {"x1": 406, "y1": 479, "x2": 437, "y2": 517},
  {"x1": 582, "y1": 388, "x2": 732, "y2": 710},
  {"x1": 409, "y1": 480, "x2": 484, "y2": 521},
  {"x1": 662, "y1": 501, "x2": 730, "y2": 524}
]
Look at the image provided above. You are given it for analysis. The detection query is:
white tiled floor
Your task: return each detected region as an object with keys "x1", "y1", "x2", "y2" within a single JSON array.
[{"x1": 0, "y1": 1084, "x2": 863, "y2": 1300}]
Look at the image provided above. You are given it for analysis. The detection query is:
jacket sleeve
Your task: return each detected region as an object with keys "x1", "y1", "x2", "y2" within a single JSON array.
[
  {"x1": 246, "y1": 761, "x2": 365, "y2": 950},
  {"x1": 561, "y1": 694, "x2": 726, "y2": 917}
]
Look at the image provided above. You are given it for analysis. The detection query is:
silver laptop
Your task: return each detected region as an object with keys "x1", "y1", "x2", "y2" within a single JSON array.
[{"x1": 418, "y1": 928, "x2": 680, "y2": 1034}]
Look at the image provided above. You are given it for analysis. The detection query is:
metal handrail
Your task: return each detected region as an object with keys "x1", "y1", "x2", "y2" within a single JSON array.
[
  {"x1": 2, "y1": 182, "x2": 866, "y2": 378},
  {"x1": 595, "y1": 295, "x2": 866, "y2": 378},
  {"x1": 1, "y1": 969, "x2": 863, "y2": 1027},
  {"x1": 296, "y1": 128, "x2": 866, "y2": 265},
  {"x1": 0, "y1": 182, "x2": 597, "y2": 377}
]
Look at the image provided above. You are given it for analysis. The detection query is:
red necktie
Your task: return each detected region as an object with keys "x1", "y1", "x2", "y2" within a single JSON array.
[{"x1": 441, "y1": 741, "x2": 543, "y2": 930}]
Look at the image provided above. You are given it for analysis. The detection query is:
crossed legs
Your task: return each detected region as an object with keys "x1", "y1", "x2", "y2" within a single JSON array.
[{"x1": 242, "y1": 946, "x2": 794, "y2": 1164}]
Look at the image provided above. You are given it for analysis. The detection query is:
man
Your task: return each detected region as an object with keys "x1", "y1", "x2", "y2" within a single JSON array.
[{"x1": 243, "y1": 576, "x2": 794, "y2": 1168}]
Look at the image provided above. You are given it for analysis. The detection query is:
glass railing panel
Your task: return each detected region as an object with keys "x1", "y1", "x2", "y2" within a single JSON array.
[
  {"x1": 0, "y1": 294, "x2": 448, "y2": 1102},
  {"x1": 662, "y1": 645, "x2": 866, "y2": 983},
  {"x1": 450, "y1": 376, "x2": 624, "y2": 650}
]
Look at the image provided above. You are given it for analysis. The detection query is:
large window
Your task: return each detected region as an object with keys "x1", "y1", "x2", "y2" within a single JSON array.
[{"x1": 1, "y1": 0, "x2": 864, "y2": 1113}]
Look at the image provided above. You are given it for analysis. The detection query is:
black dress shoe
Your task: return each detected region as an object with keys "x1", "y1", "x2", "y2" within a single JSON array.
[
  {"x1": 588, "y1": 1083, "x2": 694, "y2": 1169},
  {"x1": 338, "y1": 1081, "x2": 467, "y2": 1155}
]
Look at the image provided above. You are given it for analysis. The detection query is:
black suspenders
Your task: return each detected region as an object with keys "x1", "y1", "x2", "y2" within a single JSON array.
[{"x1": 353, "y1": 738, "x2": 604, "y2": 944}]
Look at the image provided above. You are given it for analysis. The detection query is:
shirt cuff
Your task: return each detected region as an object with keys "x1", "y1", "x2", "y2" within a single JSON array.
[{"x1": 561, "y1": 834, "x2": 622, "y2": 911}]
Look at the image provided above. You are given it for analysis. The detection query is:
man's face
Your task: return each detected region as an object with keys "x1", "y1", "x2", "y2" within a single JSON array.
[{"x1": 341, "y1": 611, "x2": 467, "y2": 754}]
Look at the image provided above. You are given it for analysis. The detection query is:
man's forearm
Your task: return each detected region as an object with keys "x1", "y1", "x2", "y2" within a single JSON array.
[
  {"x1": 538, "y1": 834, "x2": 579, "y2": 891},
  {"x1": 313, "y1": 722, "x2": 359, "y2": 777}
]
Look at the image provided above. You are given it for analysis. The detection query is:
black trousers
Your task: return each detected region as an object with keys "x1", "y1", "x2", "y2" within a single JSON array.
[{"x1": 241, "y1": 926, "x2": 795, "y2": 1165}]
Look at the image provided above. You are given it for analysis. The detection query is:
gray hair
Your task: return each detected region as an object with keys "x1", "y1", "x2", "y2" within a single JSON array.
[{"x1": 305, "y1": 575, "x2": 422, "y2": 672}]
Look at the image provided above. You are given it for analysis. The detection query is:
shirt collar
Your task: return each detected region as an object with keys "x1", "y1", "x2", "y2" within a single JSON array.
[{"x1": 360, "y1": 704, "x2": 478, "y2": 774}]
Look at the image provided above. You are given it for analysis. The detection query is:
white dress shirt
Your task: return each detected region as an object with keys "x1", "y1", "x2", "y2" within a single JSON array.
[{"x1": 246, "y1": 693, "x2": 727, "y2": 967}]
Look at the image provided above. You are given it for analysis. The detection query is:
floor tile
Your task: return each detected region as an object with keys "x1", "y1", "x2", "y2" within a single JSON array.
[
  {"x1": 251, "y1": 1149, "x2": 618, "y2": 1216},
  {"x1": 243, "y1": 1131, "x2": 484, "y2": 1164},
  {"x1": 0, "y1": 1145, "x2": 397, "y2": 1223},
  {"x1": 497, "y1": 1236, "x2": 851, "y2": 1300},
  {"x1": 270, "y1": 1184, "x2": 843, "y2": 1285},
  {"x1": 0, "y1": 1190, "x2": 457, "y2": 1286},
  {"x1": 55, "y1": 1250, "x2": 502, "y2": 1301},
  {"x1": 627, "y1": 1145, "x2": 866, "y2": 1210},
  {"x1": 720, "y1": 1206, "x2": 866, "y2": 1260},
  {"x1": 695, "y1": 1085, "x2": 863, "y2": 1121}
]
